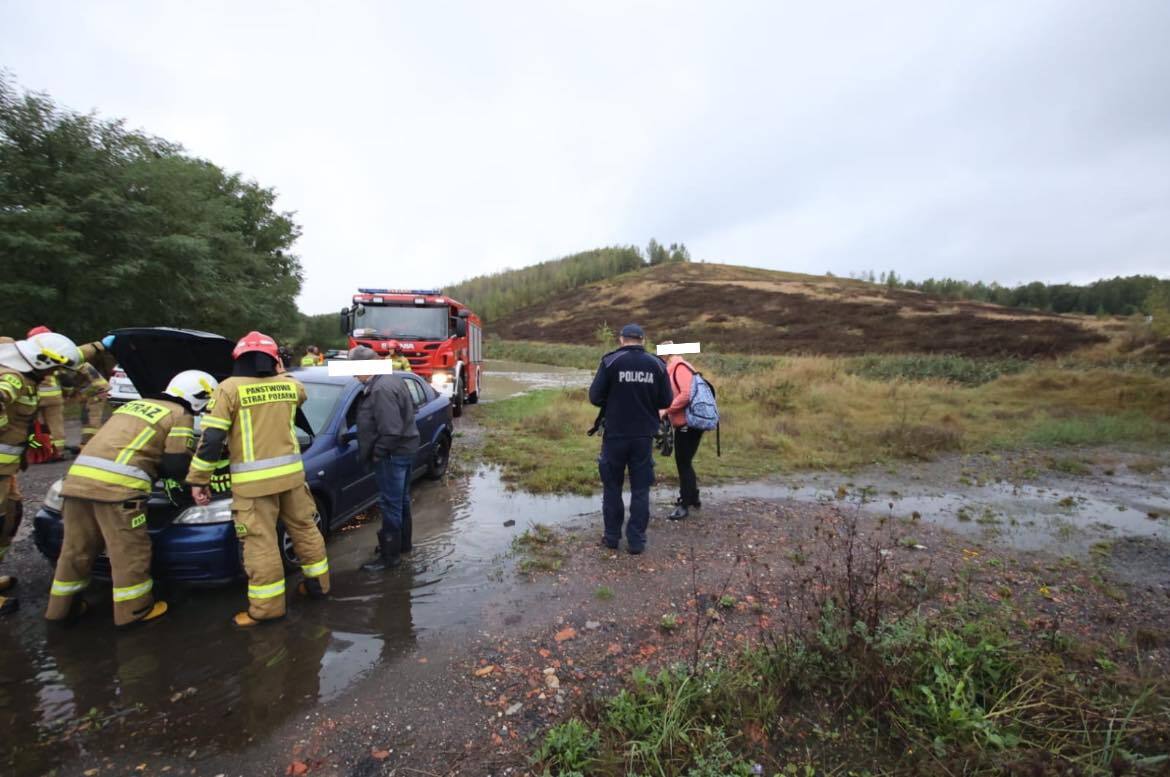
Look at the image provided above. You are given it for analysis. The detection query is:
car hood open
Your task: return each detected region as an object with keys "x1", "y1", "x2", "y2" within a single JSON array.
[{"x1": 109, "y1": 327, "x2": 234, "y2": 398}]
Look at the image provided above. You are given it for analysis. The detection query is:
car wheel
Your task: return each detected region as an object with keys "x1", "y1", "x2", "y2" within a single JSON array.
[
  {"x1": 452, "y1": 375, "x2": 464, "y2": 418},
  {"x1": 427, "y1": 433, "x2": 452, "y2": 479},
  {"x1": 276, "y1": 495, "x2": 327, "y2": 572}
]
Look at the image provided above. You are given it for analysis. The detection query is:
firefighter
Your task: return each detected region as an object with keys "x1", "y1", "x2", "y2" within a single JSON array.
[
  {"x1": 387, "y1": 342, "x2": 412, "y2": 373},
  {"x1": 44, "y1": 369, "x2": 217, "y2": 626},
  {"x1": 187, "y1": 331, "x2": 330, "y2": 628},
  {"x1": 299, "y1": 347, "x2": 317, "y2": 367},
  {"x1": 0, "y1": 331, "x2": 85, "y2": 615},
  {"x1": 26, "y1": 326, "x2": 112, "y2": 453}
]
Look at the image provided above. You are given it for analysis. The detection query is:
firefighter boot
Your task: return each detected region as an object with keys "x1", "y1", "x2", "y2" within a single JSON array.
[
  {"x1": 362, "y1": 530, "x2": 401, "y2": 572},
  {"x1": 0, "y1": 576, "x2": 15, "y2": 593},
  {"x1": 296, "y1": 578, "x2": 328, "y2": 599},
  {"x1": 120, "y1": 601, "x2": 168, "y2": 628}
]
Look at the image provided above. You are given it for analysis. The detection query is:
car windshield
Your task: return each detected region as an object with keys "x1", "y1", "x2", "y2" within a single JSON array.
[
  {"x1": 357, "y1": 305, "x2": 448, "y2": 340},
  {"x1": 301, "y1": 381, "x2": 344, "y2": 434}
]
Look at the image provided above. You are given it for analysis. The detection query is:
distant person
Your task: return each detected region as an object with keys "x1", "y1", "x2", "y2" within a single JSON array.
[
  {"x1": 350, "y1": 346, "x2": 419, "y2": 571},
  {"x1": 387, "y1": 342, "x2": 412, "y2": 373},
  {"x1": 658, "y1": 341, "x2": 704, "y2": 520},
  {"x1": 588, "y1": 324, "x2": 672, "y2": 554},
  {"x1": 300, "y1": 346, "x2": 321, "y2": 367}
]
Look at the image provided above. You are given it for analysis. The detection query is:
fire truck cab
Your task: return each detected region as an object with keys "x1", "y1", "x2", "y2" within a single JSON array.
[{"x1": 341, "y1": 289, "x2": 483, "y2": 417}]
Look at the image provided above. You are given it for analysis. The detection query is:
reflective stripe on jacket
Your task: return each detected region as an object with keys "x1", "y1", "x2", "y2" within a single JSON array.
[
  {"x1": 187, "y1": 376, "x2": 307, "y2": 497},
  {"x1": 0, "y1": 367, "x2": 39, "y2": 475},
  {"x1": 61, "y1": 398, "x2": 195, "y2": 502}
]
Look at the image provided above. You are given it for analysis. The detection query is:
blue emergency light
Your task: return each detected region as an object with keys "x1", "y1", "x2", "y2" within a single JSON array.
[{"x1": 357, "y1": 288, "x2": 444, "y2": 295}]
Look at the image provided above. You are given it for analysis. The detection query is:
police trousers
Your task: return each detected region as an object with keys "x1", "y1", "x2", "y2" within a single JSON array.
[
  {"x1": 598, "y1": 436, "x2": 655, "y2": 550},
  {"x1": 233, "y1": 483, "x2": 329, "y2": 621},
  {"x1": 46, "y1": 496, "x2": 154, "y2": 625}
]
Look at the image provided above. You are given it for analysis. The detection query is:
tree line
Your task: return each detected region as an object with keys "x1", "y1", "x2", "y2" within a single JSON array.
[
  {"x1": 846, "y1": 269, "x2": 1170, "y2": 319},
  {"x1": 445, "y1": 239, "x2": 690, "y2": 323},
  {"x1": 0, "y1": 74, "x2": 303, "y2": 344}
]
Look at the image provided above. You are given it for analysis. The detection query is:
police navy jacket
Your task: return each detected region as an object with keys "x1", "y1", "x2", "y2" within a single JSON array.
[{"x1": 588, "y1": 345, "x2": 673, "y2": 438}]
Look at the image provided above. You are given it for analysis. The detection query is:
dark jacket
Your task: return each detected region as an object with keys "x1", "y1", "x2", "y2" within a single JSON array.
[
  {"x1": 588, "y1": 345, "x2": 672, "y2": 439},
  {"x1": 356, "y1": 374, "x2": 420, "y2": 462}
]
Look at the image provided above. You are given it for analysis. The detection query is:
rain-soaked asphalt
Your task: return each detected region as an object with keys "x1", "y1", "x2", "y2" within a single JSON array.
[{"x1": 1, "y1": 359, "x2": 1168, "y2": 775}]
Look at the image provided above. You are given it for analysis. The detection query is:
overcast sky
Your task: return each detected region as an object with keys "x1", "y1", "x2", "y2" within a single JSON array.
[{"x1": 4, "y1": 1, "x2": 1168, "y2": 313}]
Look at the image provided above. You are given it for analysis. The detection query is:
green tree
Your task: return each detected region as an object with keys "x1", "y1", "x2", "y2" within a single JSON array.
[
  {"x1": 646, "y1": 238, "x2": 670, "y2": 266},
  {"x1": 0, "y1": 75, "x2": 302, "y2": 343}
]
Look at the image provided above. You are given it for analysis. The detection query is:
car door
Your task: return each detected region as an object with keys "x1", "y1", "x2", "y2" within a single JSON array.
[
  {"x1": 336, "y1": 386, "x2": 378, "y2": 516},
  {"x1": 403, "y1": 376, "x2": 434, "y2": 472}
]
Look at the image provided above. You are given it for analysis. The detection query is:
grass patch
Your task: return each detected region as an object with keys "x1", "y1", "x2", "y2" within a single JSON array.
[
  {"x1": 479, "y1": 346, "x2": 1170, "y2": 494},
  {"x1": 594, "y1": 585, "x2": 614, "y2": 601},
  {"x1": 848, "y1": 354, "x2": 1027, "y2": 386},
  {"x1": 512, "y1": 523, "x2": 567, "y2": 575}
]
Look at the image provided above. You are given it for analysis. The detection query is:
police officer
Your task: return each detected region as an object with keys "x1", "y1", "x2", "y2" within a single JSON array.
[{"x1": 588, "y1": 324, "x2": 672, "y2": 554}]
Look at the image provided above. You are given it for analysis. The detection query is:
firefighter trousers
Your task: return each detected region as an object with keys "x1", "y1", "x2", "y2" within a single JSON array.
[
  {"x1": 38, "y1": 402, "x2": 66, "y2": 453},
  {"x1": 234, "y1": 483, "x2": 329, "y2": 621},
  {"x1": 45, "y1": 496, "x2": 155, "y2": 626},
  {"x1": 0, "y1": 476, "x2": 20, "y2": 564},
  {"x1": 81, "y1": 397, "x2": 107, "y2": 444}
]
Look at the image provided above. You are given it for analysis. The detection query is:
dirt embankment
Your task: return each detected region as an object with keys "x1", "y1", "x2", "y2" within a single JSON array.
[{"x1": 492, "y1": 263, "x2": 1108, "y2": 358}]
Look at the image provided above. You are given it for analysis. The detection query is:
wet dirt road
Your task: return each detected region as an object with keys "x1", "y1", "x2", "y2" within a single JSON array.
[{"x1": 1, "y1": 366, "x2": 1167, "y2": 775}]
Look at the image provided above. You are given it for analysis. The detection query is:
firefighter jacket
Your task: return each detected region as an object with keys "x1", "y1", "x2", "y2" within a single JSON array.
[
  {"x1": 187, "y1": 376, "x2": 307, "y2": 498},
  {"x1": 299, "y1": 355, "x2": 316, "y2": 367},
  {"x1": 61, "y1": 398, "x2": 196, "y2": 502},
  {"x1": 37, "y1": 373, "x2": 65, "y2": 407},
  {"x1": 388, "y1": 354, "x2": 412, "y2": 372},
  {"x1": 0, "y1": 367, "x2": 39, "y2": 476}
]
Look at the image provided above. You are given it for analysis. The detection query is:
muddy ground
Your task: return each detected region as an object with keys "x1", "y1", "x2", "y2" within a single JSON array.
[
  {"x1": 1, "y1": 383, "x2": 1169, "y2": 776},
  {"x1": 491, "y1": 263, "x2": 1108, "y2": 358}
]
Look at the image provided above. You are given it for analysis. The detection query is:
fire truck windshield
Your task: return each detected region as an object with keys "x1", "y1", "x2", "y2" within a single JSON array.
[{"x1": 358, "y1": 305, "x2": 448, "y2": 340}]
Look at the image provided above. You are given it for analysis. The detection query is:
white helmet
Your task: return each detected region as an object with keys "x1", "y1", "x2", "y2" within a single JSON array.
[
  {"x1": 14, "y1": 332, "x2": 83, "y2": 372},
  {"x1": 164, "y1": 370, "x2": 219, "y2": 413}
]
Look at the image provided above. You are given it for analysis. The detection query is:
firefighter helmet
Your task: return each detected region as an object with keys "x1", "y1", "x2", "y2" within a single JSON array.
[
  {"x1": 232, "y1": 331, "x2": 280, "y2": 361},
  {"x1": 26, "y1": 325, "x2": 52, "y2": 338},
  {"x1": 15, "y1": 332, "x2": 83, "y2": 371},
  {"x1": 164, "y1": 369, "x2": 219, "y2": 413}
]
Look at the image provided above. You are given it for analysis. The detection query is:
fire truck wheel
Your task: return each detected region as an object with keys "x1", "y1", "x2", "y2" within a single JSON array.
[{"x1": 452, "y1": 375, "x2": 464, "y2": 418}]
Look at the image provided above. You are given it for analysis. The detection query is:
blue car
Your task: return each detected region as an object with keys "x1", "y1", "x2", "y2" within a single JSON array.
[{"x1": 33, "y1": 327, "x2": 454, "y2": 584}]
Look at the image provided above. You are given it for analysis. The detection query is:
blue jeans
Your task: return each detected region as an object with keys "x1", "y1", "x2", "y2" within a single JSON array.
[
  {"x1": 598, "y1": 436, "x2": 655, "y2": 550},
  {"x1": 374, "y1": 455, "x2": 413, "y2": 534}
]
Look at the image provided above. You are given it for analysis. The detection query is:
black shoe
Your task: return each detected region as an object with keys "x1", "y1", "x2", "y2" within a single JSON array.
[
  {"x1": 627, "y1": 546, "x2": 644, "y2": 556},
  {"x1": 363, "y1": 531, "x2": 401, "y2": 572},
  {"x1": 668, "y1": 506, "x2": 689, "y2": 521},
  {"x1": 401, "y1": 514, "x2": 413, "y2": 554},
  {"x1": 599, "y1": 537, "x2": 619, "y2": 550}
]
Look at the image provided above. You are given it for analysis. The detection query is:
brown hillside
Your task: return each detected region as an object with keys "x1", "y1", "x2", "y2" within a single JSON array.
[{"x1": 491, "y1": 263, "x2": 1108, "y2": 358}]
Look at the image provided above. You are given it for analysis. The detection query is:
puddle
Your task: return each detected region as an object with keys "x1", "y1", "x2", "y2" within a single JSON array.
[
  {"x1": 707, "y1": 464, "x2": 1170, "y2": 554},
  {"x1": 478, "y1": 358, "x2": 591, "y2": 400},
  {"x1": 0, "y1": 465, "x2": 598, "y2": 773}
]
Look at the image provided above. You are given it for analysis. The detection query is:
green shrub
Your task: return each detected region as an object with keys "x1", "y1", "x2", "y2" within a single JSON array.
[{"x1": 848, "y1": 354, "x2": 1027, "y2": 386}]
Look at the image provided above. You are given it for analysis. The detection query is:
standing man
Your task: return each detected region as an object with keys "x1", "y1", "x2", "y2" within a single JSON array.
[
  {"x1": 187, "y1": 331, "x2": 330, "y2": 627},
  {"x1": 588, "y1": 324, "x2": 672, "y2": 555},
  {"x1": 26, "y1": 326, "x2": 112, "y2": 457},
  {"x1": 44, "y1": 370, "x2": 217, "y2": 626},
  {"x1": 0, "y1": 332, "x2": 85, "y2": 615},
  {"x1": 349, "y1": 346, "x2": 419, "y2": 571}
]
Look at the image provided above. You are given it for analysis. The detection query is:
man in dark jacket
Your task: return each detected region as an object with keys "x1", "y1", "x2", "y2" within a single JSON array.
[
  {"x1": 350, "y1": 346, "x2": 420, "y2": 571},
  {"x1": 588, "y1": 324, "x2": 672, "y2": 554}
]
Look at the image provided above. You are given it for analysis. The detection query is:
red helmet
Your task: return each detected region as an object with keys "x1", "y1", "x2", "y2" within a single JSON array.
[
  {"x1": 232, "y1": 330, "x2": 280, "y2": 361},
  {"x1": 27, "y1": 325, "x2": 52, "y2": 337}
]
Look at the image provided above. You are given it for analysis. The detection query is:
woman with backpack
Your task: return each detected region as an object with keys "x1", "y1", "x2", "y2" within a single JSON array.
[{"x1": 659, "y1": 342, "x2": 706, "y2": 521}]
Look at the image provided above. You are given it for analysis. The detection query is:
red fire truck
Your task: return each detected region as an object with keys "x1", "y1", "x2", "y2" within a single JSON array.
[{"x1": 340, "y1": 288, "x2": 483, "y2": 416}]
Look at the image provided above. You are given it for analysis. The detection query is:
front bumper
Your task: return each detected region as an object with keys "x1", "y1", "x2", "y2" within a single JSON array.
[{"x1": 33, "y1": 507, "x2": 242, "y2": 586}]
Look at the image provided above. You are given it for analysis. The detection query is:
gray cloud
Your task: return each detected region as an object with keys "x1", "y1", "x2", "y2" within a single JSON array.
[{"x1": 3, "y1": 0, "x2": 1167, "y2": 313}]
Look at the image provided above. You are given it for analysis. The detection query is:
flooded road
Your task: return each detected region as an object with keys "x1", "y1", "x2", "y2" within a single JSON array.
[{"x1": 1, "y1": 365, "x2": 1167, "y2": 775}]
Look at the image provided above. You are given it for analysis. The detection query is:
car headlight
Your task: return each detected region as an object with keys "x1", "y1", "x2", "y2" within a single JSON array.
[
  {"x1": 173, "y1": 501, "x2": 233, "y2": 525},
  {"x1": 43, "y1": 478, "x2": 64, "y2": 512},
  {"x1": 430, "y1": 370, "x2": 453, "y2": 391}
]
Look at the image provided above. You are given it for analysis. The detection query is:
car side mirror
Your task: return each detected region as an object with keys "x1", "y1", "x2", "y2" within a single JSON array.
[
  {"x1": 339, "y1": 307, "x2": 351, "y2": 335},
  {"x1": 339, "y1": 426, "x2": 358, "y2": 445}
]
